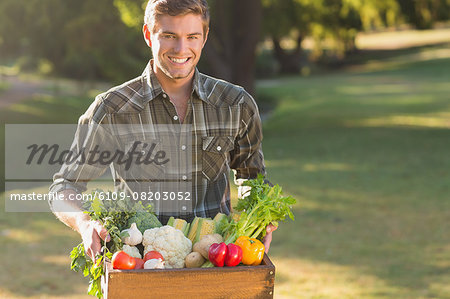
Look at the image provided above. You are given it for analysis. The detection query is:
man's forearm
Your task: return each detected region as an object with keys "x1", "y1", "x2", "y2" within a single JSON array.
[{"x1": 51, "y1": 189, "x2": 91, "y2": 234}]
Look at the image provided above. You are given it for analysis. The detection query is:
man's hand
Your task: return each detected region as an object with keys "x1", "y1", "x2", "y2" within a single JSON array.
[
  {"x1": 78, "y1": 219, "x2": 110, "y2": 262},
  {"x1": 51, "y1": 189, "x2": 111, "y2": 261},
  {"x1": 262, "y1": 223, "x2": 277, "y2": 253}
]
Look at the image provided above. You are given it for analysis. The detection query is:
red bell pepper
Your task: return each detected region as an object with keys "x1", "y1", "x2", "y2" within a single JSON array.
[
  {"x1": 209, "y1": 242, "x2": 243, "y2": 267},
  {"x1": 225, "y1": 243, "x2": 243, "y2": 267},
  {"x1": 209, "y1": 242, "x2": 227, "y2": 267}
]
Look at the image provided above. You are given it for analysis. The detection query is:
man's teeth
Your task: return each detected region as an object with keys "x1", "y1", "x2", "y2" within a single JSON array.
[{"x1": 170, "y1": 57, "x2": 188, "y2": 63}]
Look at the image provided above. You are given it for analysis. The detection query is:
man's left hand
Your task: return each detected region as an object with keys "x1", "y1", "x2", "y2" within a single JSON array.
[{"x1": 262, "y1": 224, "x2": 277, "y2": 253}]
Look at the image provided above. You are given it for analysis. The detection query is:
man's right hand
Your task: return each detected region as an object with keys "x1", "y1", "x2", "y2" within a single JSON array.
[
  {"x1": 51, "y1": 189, "x2": 111, "y2": 262},
  {"x1": 78, "y1": 219, "x2": 111, "y2": 262}
]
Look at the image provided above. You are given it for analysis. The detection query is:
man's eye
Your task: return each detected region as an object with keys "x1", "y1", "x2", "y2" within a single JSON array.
[
  {"x1": 163, "y1": 35, "x2": 175, "y2": 39},
  {"x1": 188, "y1": 36, "x2": 199, "y2": 40}
]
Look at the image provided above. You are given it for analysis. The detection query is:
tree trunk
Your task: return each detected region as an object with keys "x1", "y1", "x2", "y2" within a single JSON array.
[
  {"x1": 272, "y1": 34, "x2": 303, "y2": 74},
  {"x1": 204, "y1": 0, "x2": 262, "y2": 96}
]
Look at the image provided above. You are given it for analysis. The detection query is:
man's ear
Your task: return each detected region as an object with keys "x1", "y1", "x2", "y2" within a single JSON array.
[
  {"x1": 202, "y1": 27, "x2": 209, "y2": 48},
  {"x1": 143, "y1": 24, "x2": 152, "y2": 47}
]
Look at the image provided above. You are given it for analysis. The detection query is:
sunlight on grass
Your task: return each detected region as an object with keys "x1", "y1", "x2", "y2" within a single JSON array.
[
  {"x1": 302, "y1": 163, "x2": 353, "y2": 172},
  {"x1": 273, "y1": 257, "x2": 399, "y2": 298},
  {"x1": 345, "y1": 114, "x2": 450, "y2": 129},
  {"x1": 267, "y1": 160, "x2": 355, "y2": 173},
  {"x1": 0, "y1": 289, "x2": 92, "y2": 299},
  {"x1": 42, "y1": 255, "x2": 71, "y2": 266},
  {"x1": 356, "y1": 27, "x2": 450, "y2": 50},
  {"x1": 0, "y1": 81, "x2": 10, "y2": 93},
  {"x1": 2, "y1": 228, "x2": 43, "y2": 243},
  {"x1": 336, "y1": 84, "x2": 412, "y2": 95},
  {"x1": 8, "y1": 103, "x2": 47, "y2": 118}
]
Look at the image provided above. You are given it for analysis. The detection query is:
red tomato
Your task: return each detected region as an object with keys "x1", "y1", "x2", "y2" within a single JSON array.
[
  {"x1": 111, "y1": 251, "x2": 136, "y2": 270},
  {"x1": 134, "y1": 258, "x2": 145, "y2": 269},
  {"x1": 144, "y1": 251, "x2": 164, "y2": 262}
]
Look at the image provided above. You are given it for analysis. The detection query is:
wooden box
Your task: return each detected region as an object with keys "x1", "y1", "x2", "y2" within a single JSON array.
[{"x1": 102, "y1": 254, "x2": 275, "y2": 299}]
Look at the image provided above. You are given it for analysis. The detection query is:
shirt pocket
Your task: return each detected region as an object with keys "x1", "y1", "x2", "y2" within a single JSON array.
[
  {"x1": 202, "y1": 136, "x2": 234, "y2": 181},
  {"x1": 121, "y1": 139, "x2": 166, "y2": 181}
]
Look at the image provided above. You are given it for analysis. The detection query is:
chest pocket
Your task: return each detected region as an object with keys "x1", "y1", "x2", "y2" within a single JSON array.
[{"x1": 202, "y1": 136, "x2": 234, "y2": 181}]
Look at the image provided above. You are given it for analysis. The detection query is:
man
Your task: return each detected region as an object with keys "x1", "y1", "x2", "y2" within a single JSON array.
[{"x1": 49, "y1": 0, "x2": 275, "y2": 261}]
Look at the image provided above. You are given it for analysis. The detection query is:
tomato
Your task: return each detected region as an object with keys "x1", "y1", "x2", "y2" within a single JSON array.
[
  {"x1": 144, "y1": 251, "x2": 164, "y2": 262},
  {"x1": 111, "y1": 251, "x2": 136, "y2": 270},
  {"x1": 134, "y1": 258, "x2": 145, "y2": 269}
]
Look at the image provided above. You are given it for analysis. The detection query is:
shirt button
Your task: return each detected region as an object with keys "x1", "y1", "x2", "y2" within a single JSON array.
[
  {"x1": 216, "y1": 146, "x2": 222, "y2": 151},
  {"x1": 173, "y1": 115, "x2": 179, "y2": 121},
  {"x1": 162, "y1": 93, "x2": 167, "y2": 98},
  {"x1": 181, "y1": 145, "x2": 186, "y2": 150},
  {"x1": 182, "y1": 175, "x2": 187, "y2": 180}
]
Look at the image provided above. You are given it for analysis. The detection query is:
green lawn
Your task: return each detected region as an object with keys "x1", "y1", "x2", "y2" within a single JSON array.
[
  {"x1": 258, "y1": 47, "x2": 450, "y2": 298},
  {"x1": 0, "y1": 81, "x2": 9, "y2": 94},
  {"x1": 1, "y1": 42, "x2": 449, "y2": 298}
]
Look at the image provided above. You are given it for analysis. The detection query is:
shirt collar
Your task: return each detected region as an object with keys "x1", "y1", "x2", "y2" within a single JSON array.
[{"x1": 142, "y1": 60, "x2": 210, "y2": 104}]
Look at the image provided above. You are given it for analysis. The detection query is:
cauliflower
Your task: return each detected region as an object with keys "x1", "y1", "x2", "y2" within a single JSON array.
[
  {"x1": 143, "y1": 225, "x2": 192, "y2": 268},
  {"x1": 122, "y1": 244, "x2": 142, "y2": 259}
]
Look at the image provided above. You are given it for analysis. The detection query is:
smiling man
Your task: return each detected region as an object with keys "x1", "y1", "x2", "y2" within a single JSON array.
[{"x1": 49, "y1": 0, "x2": 276, "y2": 261}]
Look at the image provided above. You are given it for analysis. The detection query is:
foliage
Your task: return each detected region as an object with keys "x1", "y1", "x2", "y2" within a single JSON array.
[
  {"x1": 262, "y1": 0, "x2": 404, "y2": 62},
  {"x1": 397, "y1": 0, "x2": 450, "y2": 29},
  {"x1": 70, "y1": 243, "x2": 112, "y2": 298},
  {"x1": 0, "y1": 0, "x2": 147, "y2": 83},
  {"x1": 0, "y1": 0, "x2": 448, "y2": 85},
  {"x1": 70, "y1": 190, "x2": 156, "y2": 298}
]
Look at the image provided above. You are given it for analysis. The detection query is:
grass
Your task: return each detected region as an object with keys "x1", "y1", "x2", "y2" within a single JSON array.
[
  {"x1": 258, "y1": 46, "x2": 450, "y2": 298},
  {"x1": 0, "y1": 81, "x2": 9, "y2": 94},
  {"x1": 0, "y1": 90, "x2": 100, "y2": 298},
  {"x1": 1, "y1": 38, "x2": 449, "y2": 298}
]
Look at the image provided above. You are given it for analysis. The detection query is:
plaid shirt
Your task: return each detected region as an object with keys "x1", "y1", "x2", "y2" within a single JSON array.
[{"x1": 50, "y1": 61, "x2": 266, "y2": 223}]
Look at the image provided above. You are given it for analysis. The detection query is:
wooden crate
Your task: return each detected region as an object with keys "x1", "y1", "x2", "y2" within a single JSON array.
[{"x1": 102, "y1": 254, "x2": 275, "y2": 299}]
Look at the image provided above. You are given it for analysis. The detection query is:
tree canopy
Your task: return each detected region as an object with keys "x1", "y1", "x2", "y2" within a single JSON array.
[{"x1": 0, "y1": 0, "x2": 448, "y2": 91}]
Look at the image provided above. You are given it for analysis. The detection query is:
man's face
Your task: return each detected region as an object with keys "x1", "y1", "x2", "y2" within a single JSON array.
[{"x1": 144, "y1": 14, "x2": 208, "y2": 82}]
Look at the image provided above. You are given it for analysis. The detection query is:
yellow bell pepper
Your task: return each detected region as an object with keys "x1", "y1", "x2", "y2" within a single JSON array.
[{"x1": 235, "y1": 236, "x2": 265, "y2": 266}]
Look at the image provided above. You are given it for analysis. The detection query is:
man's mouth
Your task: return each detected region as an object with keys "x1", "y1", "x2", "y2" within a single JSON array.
[{"x1": 169, "y1": 57, "x2": 190, "y2": 64}]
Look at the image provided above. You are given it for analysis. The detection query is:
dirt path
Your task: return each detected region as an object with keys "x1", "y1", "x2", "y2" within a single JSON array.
[{"x1": 0, "y1": 75, "x2": 49, "y2": 108}]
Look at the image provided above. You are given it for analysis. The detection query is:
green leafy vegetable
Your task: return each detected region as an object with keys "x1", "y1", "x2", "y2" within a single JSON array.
[
  {"x1": 226, "y1": 174, "x2": 296, "y2": 242},
  {"x1": 203, "y1": 174, "x2": 296, "y2": 267},
  {"x1": 69, "y1": 190, "x2": 157, "y2": 298}
]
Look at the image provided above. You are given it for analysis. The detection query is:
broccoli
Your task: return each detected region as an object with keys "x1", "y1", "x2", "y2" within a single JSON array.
[{"x1": 127, "y1": 212, "x2": 162, "y2": 234}]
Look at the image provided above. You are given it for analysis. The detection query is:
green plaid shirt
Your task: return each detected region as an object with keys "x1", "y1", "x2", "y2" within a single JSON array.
[{"x1": 50, "y1": 61, "x2": 266, "y2": 223}]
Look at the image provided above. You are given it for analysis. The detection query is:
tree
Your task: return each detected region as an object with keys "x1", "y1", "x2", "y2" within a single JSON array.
[
  {"x1": 203, "y1": 0, "x2": 262, "y2": 95},
  {"x1": 261, "y1": 0, "x2": 403, "y2": 72},
  {"x1": 397, "y1": 0, "x2": 450, "y2": 29}
]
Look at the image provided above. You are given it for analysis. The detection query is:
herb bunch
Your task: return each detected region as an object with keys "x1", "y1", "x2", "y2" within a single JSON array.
[{"x1": 69, "y1": 190, "x2": 154, "y2": 298}]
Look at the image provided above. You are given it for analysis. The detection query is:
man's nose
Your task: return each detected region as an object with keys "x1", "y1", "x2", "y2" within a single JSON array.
[{"x1": 174, "y1": 38, "x2": 188, "y2": 53}]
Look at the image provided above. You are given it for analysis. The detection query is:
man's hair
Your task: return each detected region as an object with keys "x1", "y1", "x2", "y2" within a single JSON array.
[{"x1": 144, "y1": 0, "x2": 210, "y2": 34}]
